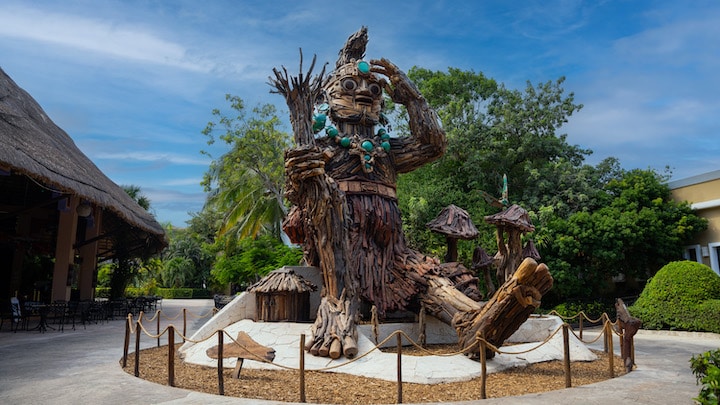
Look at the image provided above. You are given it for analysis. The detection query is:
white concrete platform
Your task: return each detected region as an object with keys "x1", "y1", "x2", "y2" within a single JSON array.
[{"x1": 180, "y1": 315, "x2": 596, "y2": 384}]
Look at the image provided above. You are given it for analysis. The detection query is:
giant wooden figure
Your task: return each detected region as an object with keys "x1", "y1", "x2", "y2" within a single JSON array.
[{"x1": 271, "y1": 27, "x2": 553, "y2": 359}]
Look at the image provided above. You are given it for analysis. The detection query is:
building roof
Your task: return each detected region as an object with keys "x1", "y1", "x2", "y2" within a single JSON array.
[
  {"x1": 668, "y1": 170, "x2": 720, "y2": 190},
  {"x1": 0, "y1": 67, "x2": 165, "y2": 255}
]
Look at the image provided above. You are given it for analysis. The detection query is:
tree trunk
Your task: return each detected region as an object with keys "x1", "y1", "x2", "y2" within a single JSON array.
[{"x1": 448, "y1": 258, "x2": 553, "y2": 358}]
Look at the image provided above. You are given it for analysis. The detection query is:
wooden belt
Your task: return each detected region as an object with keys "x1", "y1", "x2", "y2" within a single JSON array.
[{"x1": 338, "y1": 180, "x2": 397, "y2": 199}]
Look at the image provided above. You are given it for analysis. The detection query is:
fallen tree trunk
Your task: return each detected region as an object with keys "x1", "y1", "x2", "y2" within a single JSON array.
[{"x1": 448, "y1": 257, "x2": 553, "y2": 358}]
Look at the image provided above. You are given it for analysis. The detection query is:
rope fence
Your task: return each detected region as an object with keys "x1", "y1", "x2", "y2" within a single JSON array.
[{"x1": 122, "y1": 308, "x2": 634, "y2": 403}]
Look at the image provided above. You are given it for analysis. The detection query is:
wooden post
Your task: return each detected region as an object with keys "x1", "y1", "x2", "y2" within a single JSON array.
[
  {"x1": 603, "y1": 314, "x2": 609, "y2": 353},
  {"x1": 579, "y1": 315, "x2": 583, "y2": 340},
  {"x1": 479, "y1": 334, "x2": 487, "y2": 399},
  {"x1": 156, "y1": 312, "x2": 161, "y2": 347},
  {"x1": 168, "y1": 325, "x2": 175, "y2": 387},
  {"x1": 397, "y1": 332, "x2": 403, "y2": 404},
  {"x1": 123, "y1": 317, "x2": 130, "y2": 368},
  {"x1": 183, "y1": 308, "x2": 187, "y2": 343},
  {"x1": 300, "y1": 334, "x2": 306, "y2": 403},
  {"x1": 134, "y1": 320, "x2": 141, "y2": 377},
  {"x1": 606, "y1": 322, "x2": 615, "y2": 378},
  {"x1": 217, "y1": 331, "x2": 224, "y2": 395},
  {"x1": 562, "y1": 323, "x2": 571, "y2": 388}
]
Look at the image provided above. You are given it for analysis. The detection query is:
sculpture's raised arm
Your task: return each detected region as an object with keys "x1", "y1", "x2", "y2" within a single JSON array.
[{"x1": 371, "y1": 58, "x2": 447, "y2": 173}]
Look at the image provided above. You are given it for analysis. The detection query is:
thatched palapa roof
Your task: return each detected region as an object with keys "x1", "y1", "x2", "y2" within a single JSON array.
[
  {"x1": 249, "y1": 267, "x2": 317, "y2": 294},
  {"x1": 0, "y1": 67, "x2": 165, "y2": 253}
]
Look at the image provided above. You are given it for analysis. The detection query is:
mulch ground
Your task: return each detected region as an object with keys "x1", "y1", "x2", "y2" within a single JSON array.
[{"x1": 121, "y1": 343, "x2": 626, "y2": 404}]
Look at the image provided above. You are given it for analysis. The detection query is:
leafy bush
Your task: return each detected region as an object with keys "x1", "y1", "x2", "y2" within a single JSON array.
[
  {"x1": 690, "y1": 348, "x2": 720, "y2": 404},
  {"x1": 549, "y1": 300, "x2": 613, "y2": 321},
  {"x1": 629, "y1": 261, "x2": 720, "y2": 332},
  {"x1": 95, "y1": 287, "x2": 210, "y2": 299}
]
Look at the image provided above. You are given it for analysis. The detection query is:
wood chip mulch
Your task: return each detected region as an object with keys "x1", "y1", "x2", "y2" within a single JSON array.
[{"x1": 121, "y1": 344, "x2": 626, "y2": 404}]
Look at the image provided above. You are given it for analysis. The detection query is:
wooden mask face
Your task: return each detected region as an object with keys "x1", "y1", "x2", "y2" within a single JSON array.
[{"x1": 324, "y1": 61, "x2": 385, "y2": 126}]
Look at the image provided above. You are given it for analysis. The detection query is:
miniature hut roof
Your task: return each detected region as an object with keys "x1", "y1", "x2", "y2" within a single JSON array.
[
  {"x1": 426, "y1": 204, "x2": 479, "y2": 240},
  {"x1": 471, "y1": 246, "x2": 494, "y2": 268},
  {"x1": 248, "y1": 267, "x2": 317, "y2": 294},
  {"x1": 484, "y1": 204, "x2": 535, "y2": 233},
  {"x1": 522, "y1": 240, "x2": 541, "y2": 260}
]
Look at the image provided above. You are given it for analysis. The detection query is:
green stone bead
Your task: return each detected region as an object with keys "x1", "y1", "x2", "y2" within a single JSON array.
[
  {"x1": 377, "y1": 128, "x2": 386, "y2": 136},
  {"x1": 340, "y1": 137, "x2": 351, "y2": 148},
  {"x1": 365, "y1": 163, "x2": 372, "y2": 170},
  {"x1": 381, "y1": 141, "x2": 391, "y2": 151},
  {"x1": 381, "y1": 133, "x2": 390, "y2": 140},
  {"x1": 326, "y1": 126, "x2": 338, "y2": 137},
  {"x1": 314, "y1": 113, "x2": 326, "y2": 125},
  {"x1": 364, "y1": 154, "x2": 371, "y2": 161},
  {"x1": 361, "y1": 140, "x2": 374, "y2": 152},
  {"x1": 357, "y1": 60, "x2": 370, "y2": 74}
]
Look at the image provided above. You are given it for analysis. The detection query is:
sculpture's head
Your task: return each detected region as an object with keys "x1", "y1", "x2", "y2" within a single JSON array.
[{"x1": 321, "y1": 27, "x2": 386, "y2": 126}]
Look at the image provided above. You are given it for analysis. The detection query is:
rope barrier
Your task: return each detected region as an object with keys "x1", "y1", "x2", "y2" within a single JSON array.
[{"x1": 124, "y1": 305, "x2": 631, "y2": 400}]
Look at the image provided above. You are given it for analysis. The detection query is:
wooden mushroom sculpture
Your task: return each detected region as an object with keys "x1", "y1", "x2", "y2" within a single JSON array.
[
  {"x1": 426, "y1": 204, "x2": 479, "y2": 263},
  {"x1": 471, "y1": 246, "x2": 496, "y2": 298},
  {"x1": 485, "y1": 204, "x2": 535, "y2": 285}
]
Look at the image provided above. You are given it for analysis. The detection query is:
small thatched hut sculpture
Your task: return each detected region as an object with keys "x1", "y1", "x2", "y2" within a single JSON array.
[{"x1": 248, "y1": 267, "x2": 317, "y2": 322}]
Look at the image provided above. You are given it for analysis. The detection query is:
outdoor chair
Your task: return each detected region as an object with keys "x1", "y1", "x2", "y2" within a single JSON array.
[{"x1": 9, "y1": 297, "x2": 28, "y2": 332}]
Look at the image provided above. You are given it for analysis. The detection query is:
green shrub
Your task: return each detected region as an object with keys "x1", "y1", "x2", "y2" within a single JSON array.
[
  {"x1": 629, "y1": 260, "x2": 720, "y2": 332},
  {"x1": 690, "y1": 348, "x2": 720, "y2": 404},
  {"x1": 550, "y1": 300, "x2": 613, "y2": 321}
]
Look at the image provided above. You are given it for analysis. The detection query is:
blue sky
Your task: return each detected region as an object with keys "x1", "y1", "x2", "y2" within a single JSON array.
[{"x1": 1, "y1": 1, "x2": 718, "y2": 227}]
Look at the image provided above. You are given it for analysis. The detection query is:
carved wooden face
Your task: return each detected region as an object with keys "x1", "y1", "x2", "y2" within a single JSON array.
[{"x1": 324, "y1": 61, "x2": 384, "y2": 126}]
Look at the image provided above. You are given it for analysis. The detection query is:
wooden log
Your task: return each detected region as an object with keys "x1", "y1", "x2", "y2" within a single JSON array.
[
  {"x1": 206, "y1": 332, "x2": 276, "y2": 379},
  {"x1": 446, "y1": 258, "x2": 553, "y2": 358}
]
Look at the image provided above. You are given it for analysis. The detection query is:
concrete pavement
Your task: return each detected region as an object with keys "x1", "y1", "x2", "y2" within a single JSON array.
[{"x1": 0, "y1": 298, "x2": 718, "y2": 404}]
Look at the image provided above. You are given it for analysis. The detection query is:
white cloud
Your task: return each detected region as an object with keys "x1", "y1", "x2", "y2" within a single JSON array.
[
  {"x1": 94, "y1": 151, "x2": 209, "y2": 166},
  {"x1": 0, "y1": 5, "x2": 213, "y2": 72}
]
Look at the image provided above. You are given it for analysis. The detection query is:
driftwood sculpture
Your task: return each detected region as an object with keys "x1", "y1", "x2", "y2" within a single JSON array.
[{"x1": 270, "y1": 27, "x2": 553, "y2": 359}]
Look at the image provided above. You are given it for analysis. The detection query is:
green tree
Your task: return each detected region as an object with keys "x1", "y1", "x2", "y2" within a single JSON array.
[
  {"x1": 202, "y1": 95, "x2": 290, "y2": 242},
  {"x1": 396, "y1": 68, "x2": 587, "y2": 262},
  {"x1": 108, "y1": 185, "x2": 157, "y2": 299},
  {"x1": 537, "y1": 169, "x2": 707, "y2": 303},
  {"x1": 211, "y1": 235, "x2": 303, "y2": 288}
]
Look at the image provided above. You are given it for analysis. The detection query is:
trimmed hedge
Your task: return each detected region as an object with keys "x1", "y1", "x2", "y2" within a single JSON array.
[
  {"x1": 94, "y1": 287, "x2": 212, "y2": 299},
  {"x1": 629, "y1": 260, "x2": 720, "y2": 333}
]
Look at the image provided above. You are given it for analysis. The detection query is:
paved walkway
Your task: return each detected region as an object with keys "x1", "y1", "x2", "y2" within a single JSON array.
[{"x1": 0, "y1": 299, "x2": 718, "y2": 404}]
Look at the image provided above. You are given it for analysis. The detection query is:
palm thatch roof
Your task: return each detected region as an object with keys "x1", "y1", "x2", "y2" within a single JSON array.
[
  {"x1": 0, "y1": 67, "x2": 165, "y2": 253},
  {"x1": 248, "y1": 267, "x2": 317, "y2": 294}
]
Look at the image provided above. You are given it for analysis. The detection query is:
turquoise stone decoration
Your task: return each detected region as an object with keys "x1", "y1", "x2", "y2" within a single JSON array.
[
  {"x1": 364, "y1": 154, "x2": 371, "y2": 161},
  {"x1": 312, "y1": 113, "x2": 326, "y2": 133},
  {"x1": 381, "y1": 133, "x2": 390, "y2": 141},
  {"x1": 318, "y1": 103, "x2": 330, "y2": 113},
  {"x1": 365, "y1": 163, "x2": 372, "y2": 170},
  {"x1": 357, "y1": 60, "x2": 370, "y2": 74},
  {"x1": 381, "y1": 141, "x2": 390, "y2": 151},
  {"x1": 326, "y1": 126, "x2": 339, "y2": 137},
  {"x1": 377, "y1": 128, "x2": 386, "y2": 136},
  {"x1": 361, "y1": 140, "x2": 374, "y2": 152},
  {"x1": 340, "y1": 137, "x2": 351, "y2": 148}
]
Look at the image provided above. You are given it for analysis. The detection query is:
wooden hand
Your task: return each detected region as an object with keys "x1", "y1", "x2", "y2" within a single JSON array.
[{"x1": 370, "y1": 58, "x2": 422, "y2": 105}]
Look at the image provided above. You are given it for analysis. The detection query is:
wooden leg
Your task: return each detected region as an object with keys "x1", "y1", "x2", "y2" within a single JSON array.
[{"x1": 232, "y1": 358, "x2": 244, "y2": 379}]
